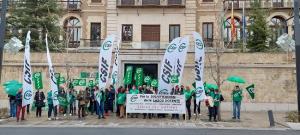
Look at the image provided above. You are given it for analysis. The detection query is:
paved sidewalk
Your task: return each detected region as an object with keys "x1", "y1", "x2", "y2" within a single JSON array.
[{"x1": 0, "y1": 111, "x2": 289, "y2": 129}]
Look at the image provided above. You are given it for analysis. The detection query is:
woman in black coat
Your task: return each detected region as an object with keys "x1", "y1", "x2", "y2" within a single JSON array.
[{"x1": 34, "y1": 90, "x2": 45, "y2": 117}]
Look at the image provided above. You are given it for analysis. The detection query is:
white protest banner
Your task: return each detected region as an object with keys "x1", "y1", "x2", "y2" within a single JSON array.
[
  {"x1": 46, "y1": 34, "x2": 59, "y2": 106},
  {"x1": 193, "y1": 32, "x2": 206, "y2": 104},
  {"x1": 174, "y1": 36, "x2": 189, "y2": 85},
  {"x1": 22, "y1": 31, "x2": 33, "y2": 107},
  {"x1": 126, "y1": 94, "x2": 186, "y2": 114},
  {"x1": 97, "y1": 35, "x2": 115, "y2": 104},
  {"x1": 111, "y1": 38, "x2": 120, "y2": 85},
  {"x1": 158, "y1": 37, "x2": 181, "y2": 95}
]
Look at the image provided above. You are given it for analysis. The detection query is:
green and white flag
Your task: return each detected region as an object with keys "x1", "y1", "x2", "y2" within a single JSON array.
[
  {"x1": 72, "y1": 79, "x2": 80, "y2": 86},
  {"x1": 135, "y1": 68, "x2": 144, "y2": 87},
  {"x1": 174, "y1": 36, "x2": 189, "y2": 85},
  {"x1": 144, "y1": 76, "x2": 151, "y2": 85},
  {"x1": 78, "y1": 79, "x2": 86, "y2": 86},
  {"x1": 193, "y1": 32, "x2": 206, "y2": 105},
  {"x1": 46, "y1": 34, "x2": 59, "y2": 106},
  {"x1": 98, "y1": 35, "x2": 115, "y2": 92},
  {"x1": 22, "y1": 31, "x2": 33, "y2": 107},
  {"x1": 80, "y1": 72, "x2": 90, "y2": 78},
  {"x1": 246, "y1": 84, "x2": 255, "y2": 99},
  {"x1": 170, "y1": 74, "x2": 179, "y2": 84},
  {"x1": 151, "y1": 79, "x2": 158, "y2": 87},
  {"x1": 88, "y1": 80, "x2": 94, "y2": 87},
  {"x1": 158, "y1": 37, "x2": 181, "y2": 94},
  {"x1": 33, "y1": 72, "x2": 43, "y2": 90},
  {"x1": 124, "y1": 66, "x2": 133, "y2": 85},
  {"x1": 98, "y1": 35, "x2": 115, "y2": 104},
  {"x1": 111, "y1": 38, "x2": 120, "y2": 85}
]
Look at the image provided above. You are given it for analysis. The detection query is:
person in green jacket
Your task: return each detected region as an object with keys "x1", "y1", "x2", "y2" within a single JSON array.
[
  {"x1": 183, "y1": 86, "x2": 193, "y2": 120},
  {"x1": 232, "y1": 85, "x2": 243, "y2": 120},
  {"x1": 209, "y1": 89, "x2": 222, "y2": 122},
  {"x1": 47, "y1": 90, "x2": 57, "y2": 120},
  {"x1": 117, "y1": 88, "x2": 126, "y2": 118},
  {"x1": 129, "y1": 85, "x2": 139, "y2": 118}
]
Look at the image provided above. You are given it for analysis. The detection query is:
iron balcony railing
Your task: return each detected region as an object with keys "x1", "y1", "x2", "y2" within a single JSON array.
[
  {"x1": 59, "y1": 0, "x2": 81, "y2": 11},
  {"x1": 117, "y1": 0, "x2": 185, "y2": 7},
  {"x1": 223, "y1": 0, "x2": 293, "y2": 9}
]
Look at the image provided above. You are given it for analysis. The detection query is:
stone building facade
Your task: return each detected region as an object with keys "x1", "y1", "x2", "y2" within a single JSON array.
[{"x1": 60, "y1": 0, "x2": 295, "y2": 49}]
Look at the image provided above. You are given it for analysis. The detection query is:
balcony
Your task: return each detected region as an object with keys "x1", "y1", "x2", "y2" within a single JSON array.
[
  {"x1": 223, "y1": 0, "x2": 293, "y2": 9},
  {"x1": 60, "y1": 0, "x2": 81, "y2": 12},
  {"x1": 117, "y1": 0, "x2": 185, "y2": 8}
]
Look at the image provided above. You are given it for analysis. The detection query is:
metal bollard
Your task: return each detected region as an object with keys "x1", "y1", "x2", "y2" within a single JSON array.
[{"x1": 268, "y1": 110, "x2": 275, "y2": 127}]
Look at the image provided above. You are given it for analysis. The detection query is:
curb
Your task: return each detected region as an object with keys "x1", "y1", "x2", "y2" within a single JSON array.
[{"x1": 0, "y1": 124, "x2": 290, "y2": 131}]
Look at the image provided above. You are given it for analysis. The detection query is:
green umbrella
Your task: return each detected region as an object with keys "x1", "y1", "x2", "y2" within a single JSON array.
[
  {"x1": 2, "y1": 80, "x2": 22, "y2": 96},
  {"x1": 206, "y1": 83, "x2": 218, "y2": 90},
  {"x1": 226, "y1": 76, "x2": 246, "y2": 84}
]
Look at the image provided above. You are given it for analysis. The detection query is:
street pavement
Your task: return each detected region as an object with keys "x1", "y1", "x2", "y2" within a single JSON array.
[
  {"x1": 0, "y1": 111, "x2": 290, "y2": 129},
  {"x1": 0, "y1": 127, "x2": 299, "y2": 135}
]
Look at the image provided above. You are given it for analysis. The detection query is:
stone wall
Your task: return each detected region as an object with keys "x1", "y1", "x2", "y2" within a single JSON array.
[{"x1": 0, "y1": 51, "x2": 296, "y2": 104}]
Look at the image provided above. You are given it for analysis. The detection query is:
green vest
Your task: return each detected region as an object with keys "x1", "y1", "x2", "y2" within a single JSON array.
[
  {"x1": 184, "y1": 90, "x2": 193, "y2": 101},
  {"x1": 213, "y1": 93, "x2": 221, "y2": 107},
  {"x1": 129, "y1": 89, "x2": 139, "y2": 94},
  {"x1": 47, "y1": 91, "x2": 53, "y2": 105},
  {"x1": 232, "y1": 90, "x2": 243, "y2": 102},
  {"x1": 117, "y1": 93, "x2": 126, "y2": 105}
]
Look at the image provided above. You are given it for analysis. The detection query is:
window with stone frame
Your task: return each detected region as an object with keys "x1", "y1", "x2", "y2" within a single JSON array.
[
  {"x1": 91, "y1": 0, "x2": 101, "y2": 3},
  {"x1": 90, "y1": 23, "x2": 101, "y2": 47},
  {"x1": 202, "y1": 22, "x2": 214, "y2": 47},
  {"x1": 272, "y1": 0, "x2": 283, "y2": 7},
  {"x1": 122, "y1": 24, "x2": 133, "y2": 42},
  {"x1": 202, "y1": 0, "x2": 214, "y2": 2},
  {"x1": 141, "y1": 25, "x2": 160, "y2": 41},
  {"x1": 169, "y1": 25, "x2": 180, "y2": 42}
]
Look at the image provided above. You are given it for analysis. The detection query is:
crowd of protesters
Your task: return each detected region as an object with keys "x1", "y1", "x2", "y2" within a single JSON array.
[{"x1": 8, "y1": 84, "x2": 244, "y2": 122}]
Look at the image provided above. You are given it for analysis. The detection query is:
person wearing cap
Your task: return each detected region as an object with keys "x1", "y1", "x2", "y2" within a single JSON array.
[
  {"x1": 77, "y1": 90, "x2": 86, "y2": 119},
  {"x1": 232, "y1": 85, "x2": 243, "y2": 120}
]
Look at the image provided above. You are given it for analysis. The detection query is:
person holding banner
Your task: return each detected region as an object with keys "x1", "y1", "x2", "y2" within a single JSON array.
[
  {"x1": 16, "y1": 89, "x2": 26, "y2": 122},
  {"x1": 183, "y1": 86, "x2": 193, "y2": 120},
  {"x1": 129, "y1": 85, "x2": 139, "y2": 118},
  {"x1": 206, "y1": 89, "x2": 214, "y2": 122},
  {"x1": 232, "y1": 85, "x2": 243, "y2": 120},
  {"x1": 34, "y1": 90, "x2": 45, "y2": 117},
  {"x1": 47, "y1": 90, "x2": 57, "y2": 120},
  {"x1": 117, "y1": 88, "x2": 126, "y2": 118},
  {"x1": 143, "y1": 87, "x2": 154, "y2": 119},
  {"x1": 171, "y1": 85, "x2": 181, "y2": 120},
  {"x1": 77, "y1": 90, "x2": 86, "y2": 119},
  {"x1": 68, "y1": 89, "x2": 76, "y2": 116}
]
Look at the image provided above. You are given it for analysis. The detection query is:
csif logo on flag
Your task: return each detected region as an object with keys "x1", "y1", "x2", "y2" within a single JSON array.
[
  {"x1": 24, "y1": 89, "x2": 32, "y2": 100},
  {"x1": 195, "y1": 39, "x2": 204, "y2": 50},
  {"x1": 178, "y1": 43, "x2": 187, "y2": 52},
  {"x1": 102, "y1": 41, "x2": 113, "y2": 51},
  {"x1": 167, "y1": 43, "x2": 177, "y2": 53},
  {"x1": 196, "y1": 86, "x2": 204, "y2": 98}
]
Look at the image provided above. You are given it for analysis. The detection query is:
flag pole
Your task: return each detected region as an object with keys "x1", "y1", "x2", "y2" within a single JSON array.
[
  {"x1": 242, "y1": 1, "x2": 246, "y2": 52},
  {"x1": 231, "y1": 2, "x2": 235, "y2": 48}
]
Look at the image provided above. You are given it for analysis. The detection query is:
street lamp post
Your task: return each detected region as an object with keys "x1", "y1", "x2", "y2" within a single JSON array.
[
  {"x1": 0, "y1": 0, "x2": 8, "y2": 83},
  {"x1": 294, "y1": 0, "x2": 300, "y2": 122}
]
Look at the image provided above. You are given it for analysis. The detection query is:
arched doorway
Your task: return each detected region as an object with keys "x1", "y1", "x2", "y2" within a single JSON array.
[
  {"x1": 64, "y1": 16, "x2": 81, "y2": 48},
  {"x1": 224, "y1": 17, "x2": 242, "y2": 48},
  {"x1": 270, "y1": 16, "x2": 287, "y2": 46}
]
